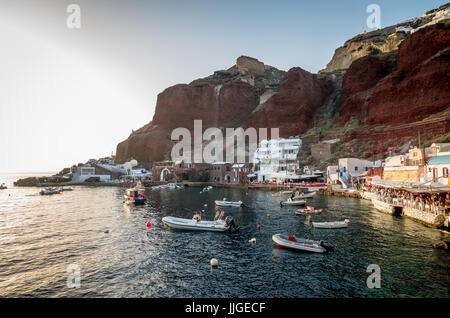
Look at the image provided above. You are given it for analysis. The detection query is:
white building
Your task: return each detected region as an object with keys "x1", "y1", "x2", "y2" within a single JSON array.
[
  {"x1": 253, "y1": 136, "x2": 301, "y2": 182},
  {"x1": 331, "y1": 158, "x2": 380, "y2": 188},
  {"x1": 425, "y1": 155, "x2": 450, "y2": 186},
  {"x1": 72, "y1": 165, "x2": 111, "y2": 182}
]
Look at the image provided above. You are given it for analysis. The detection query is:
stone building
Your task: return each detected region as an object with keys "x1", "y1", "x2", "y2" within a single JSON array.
[
  {"x1": 210, "y1": 162, "x2": 233, "y2": 183},
  {"x1": 311, "y1": 143, "x2": 332, "y2": 162},
  {"x1": 231, "y1": 164, "x2": 251, "y2": 184}
]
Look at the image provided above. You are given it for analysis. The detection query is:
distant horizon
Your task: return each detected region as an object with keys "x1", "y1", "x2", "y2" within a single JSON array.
[{"x1": 0, "y1": 0, "x2": 446, "y2": 173}]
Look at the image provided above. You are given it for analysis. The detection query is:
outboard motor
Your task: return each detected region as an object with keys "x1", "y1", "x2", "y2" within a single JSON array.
[
  {"x1": 319, "y1": 240, "x2": 334, "y2": 252},
  {"x1": 225, "y1": 216, "x2": 239, "y2": 231}
]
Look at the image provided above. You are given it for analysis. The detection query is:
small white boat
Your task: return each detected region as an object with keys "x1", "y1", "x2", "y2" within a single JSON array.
[
  {"x1": 272, "y1": 234, "x2": 334, "y2": 253},
  {"x1": 292, "y1": 191, "x2": 315, "y2": 200},
  {"x1": 279, "y1": 190, "x2": 294, "y2": 194},
  {"x1": 162, "y1": 214, "x2": 238, "y2": 232},
  {"x1": 312, "y1": 219, "x2": 350, "y2": 229},
  {"x1": 215, "y1": 198, "x2": 243, "y2": 207},
  {"x1": 280, "y1": 198, "x2": 306, "y2": 206}
]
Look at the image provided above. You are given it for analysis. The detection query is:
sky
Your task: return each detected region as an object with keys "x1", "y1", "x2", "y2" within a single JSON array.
[{"x1": 0, "y1": 0, "x2": 446, "y2": 173}]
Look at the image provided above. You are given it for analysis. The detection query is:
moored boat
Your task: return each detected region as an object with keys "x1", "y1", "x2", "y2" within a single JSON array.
[
  {"x1": 312, "y1": 219, "x2": 350, "y2": 229},
  {"x1": 39, "y1": 187, "x2": 62, "y2": 195},
  {"x1": 124, "y1": 187, "x2": 147, "y2": 205},
  {"x1": 280, "y1": 198, "x2": 306, "y2": 206},
  {"x1": 215, "y1": 198, "x2": 243, "y2": 207},
  {"x1": 272, "y1": 234, "x2": 333, "y2": 253},
  {"x1": 0, "y1": 183, "x2": 7, "y2": 190},
  {"x1": 162, "y1": 213, "x2": 238, "y2": 232},
  {"x1": 294, "y1": 206, "x2": 323, "y2": 215},
  {"x1": 292, "y1": 191, "x2": 315, "y2": 200}
]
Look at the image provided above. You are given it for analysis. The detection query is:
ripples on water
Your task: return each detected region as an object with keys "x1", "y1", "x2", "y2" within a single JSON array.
[{"x1": 0, "y1": 174, "x2": 448, "y2": 297}]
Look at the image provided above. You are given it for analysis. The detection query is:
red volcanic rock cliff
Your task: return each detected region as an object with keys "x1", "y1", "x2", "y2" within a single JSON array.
[
  {"x1": 116, "y1": 10, "x2": 450, "y2": 164},
  {"x1": 244, "y1": 67, "x2": 333, "y2": 137},
  {"x1": 116, "y1": 56, "x2": 284, "y2": 163},
  {"x1": 366, "y1": 22, "x2": 450, "y2": 125},
  {"x1": 336, "y1": 53, "x2": 396, "y2": 125}
]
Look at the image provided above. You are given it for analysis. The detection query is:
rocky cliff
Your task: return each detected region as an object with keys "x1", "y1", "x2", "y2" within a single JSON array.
[
  {"x1": 320, "y1": 3, "x2": 450, "y2": 73},
  {"x1": 115, "y1": 56, "x2": 285, "y2": 163},
  {"x1": 116, "y1": 4, "x2": 450, "y2": 165}
]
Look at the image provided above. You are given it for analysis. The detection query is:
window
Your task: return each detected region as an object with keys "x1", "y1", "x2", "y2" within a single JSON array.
[{"x1": 443, "y1": 168, "x2": 449, "y2": 178}]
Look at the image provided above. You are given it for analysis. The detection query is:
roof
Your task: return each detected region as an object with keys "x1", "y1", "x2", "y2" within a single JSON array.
[{"x1": 427, "y1": 155, "x2": 450, "y2": 165}]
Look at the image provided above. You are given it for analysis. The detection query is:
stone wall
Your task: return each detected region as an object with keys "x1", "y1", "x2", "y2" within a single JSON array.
[
  {"x1": 311, "y1": 143, "x2": 332, "y2": 161},
  {"x1": 402, "y1": 206, "x2": 445, "y2": 228}
]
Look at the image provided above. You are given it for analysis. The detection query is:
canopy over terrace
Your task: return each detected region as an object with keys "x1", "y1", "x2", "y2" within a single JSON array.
[{"x1": 371, "y1": 179, "x2": 450, "y2": 194}]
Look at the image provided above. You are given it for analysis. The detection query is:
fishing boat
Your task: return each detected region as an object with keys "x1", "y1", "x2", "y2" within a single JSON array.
[
  {"x1": 292, "y1": 191, "x2": 316, "y2": 200},
  {"x1": 39, "y1": 187, "x2": 62, "y2": 195},
  {"x1": 280, "y1": 198, "x2": 306, "y2": 206},
  {"x1": 294, "y1": 206, "x2": 323, "y2": 215},
  {"x1": 272, "y1": 234, "x2": 334, "y2": 253},
  {"x1": 162, "y1": 213, "x2": 238, "y2": 232},
  {"x1": 215, "y1": 198, "x2": 243, "y2": 207},
  {"x1": 312, "y1": 219, "x2": 350, "y2": 229},
  {"x1": 124, "y1": 187, "x2": 147, "y2": 205}
]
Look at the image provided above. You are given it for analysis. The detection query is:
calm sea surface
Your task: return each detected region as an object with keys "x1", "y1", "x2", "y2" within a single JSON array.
[{"x1": 0, "y1": 173, "x2": 448, "y2": 297}]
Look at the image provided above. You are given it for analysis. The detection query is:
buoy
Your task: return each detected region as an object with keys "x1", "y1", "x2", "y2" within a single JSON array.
[
  {"x1": 146, "y1": 222, "x2": 151, "y2": 229},
  {"x1": 249, "y1": 238, "x2": 256, "y2": 244},
  {"x1": 257, "y1": 225, "x2": 261, "y2": 231},
  {"x1": 210, "y1": 258, "x2": 218, "y2": 267},
  {"x1": 267, "y1": 213, "x2": 271, "y2": 218}
]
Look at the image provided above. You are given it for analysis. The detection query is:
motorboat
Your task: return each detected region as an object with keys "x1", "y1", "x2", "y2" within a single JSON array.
[
  {"x1": 294, "y1": 206, "x2": 323, "y2": 215},
  {"x1": 0, "y1": 183, "x2": 7, "y2": 190},
  {"x1": 280, "y1": 198, "x2": 306, "y2": 206},
  {"x1": 200, "y1": 185, "x2": 213, "y2": 193},
  {"x1": 279, "y1": 190, "x2": 293, "y2": 194},
  {"x1": 215, "y1": 198, "x2": 243, "y2": 207},
  {"x1": 272, "y1": 234, "x2": 334, "y2": 253},
  {"x1": 162, "y1": 212, "x2": 238, "y2": 232},
  {"x1": 39, "y1": 187, "x2": 62, "y2": 195},
  {"x1": 61, "y1": 187, "x2": 73, "y2": 191},
  {"x1": 124, "y1": 187, "x2": 147, "y2": 205},
  {"x1": 312, "y1": 219, "x2": 350, "y2": 229},
  {"x1": 292, "y1": 191, "x2": 316, "y2": 200}
]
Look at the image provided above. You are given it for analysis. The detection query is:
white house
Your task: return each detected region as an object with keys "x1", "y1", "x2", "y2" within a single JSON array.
[
  {"x1": 71, "y1": 165, "x2": 111, "y2": 182},
  {"x1": 253, "y1": 136, "x2": 301, "y2": 182},
  {"x1": 425, "y1": 155, "x2": 450, "y2": 186},
  {"x1": 336, "y1": 158, "x2": 380, "y2": 188}
]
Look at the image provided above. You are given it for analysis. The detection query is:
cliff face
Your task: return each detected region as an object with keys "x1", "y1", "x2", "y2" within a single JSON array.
[
  {"x1": 116, "y1": 5, "x2": 450, "y2": 165},
  {"x1": 366, "y1": 21, "x2": 450, "y2": 125},
  {"x1": 320, "y1": 3, "x2": 450, "y2": 73},
  {"x1": 244, "y1": 67, "x2": 333, "y2": 137},
  {"x1": 115, "y1": 56, "x2": 285, "y2": 163}
]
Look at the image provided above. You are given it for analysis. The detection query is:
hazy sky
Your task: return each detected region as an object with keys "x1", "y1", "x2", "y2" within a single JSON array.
[{"x1": 0, "y1": 0, "x2": 445, "y2": 173}]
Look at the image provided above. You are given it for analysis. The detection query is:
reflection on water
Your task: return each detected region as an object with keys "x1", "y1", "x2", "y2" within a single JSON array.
[{"x1": 0, "y1": 174, "x2": 448, "y2": 297}]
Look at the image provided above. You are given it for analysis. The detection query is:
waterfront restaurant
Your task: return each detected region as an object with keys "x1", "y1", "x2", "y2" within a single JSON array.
[{"x1": 365, "y1": 180, "x2": 450, "y2": 228}]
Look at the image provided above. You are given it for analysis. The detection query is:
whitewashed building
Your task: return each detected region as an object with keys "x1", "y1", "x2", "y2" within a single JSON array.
[
  {"x1": 253, "y1": 136, "x2": 301, "y2": 182},
  {"x1": 425, "y1": 155, "x2": 450, "y2": 185}
]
